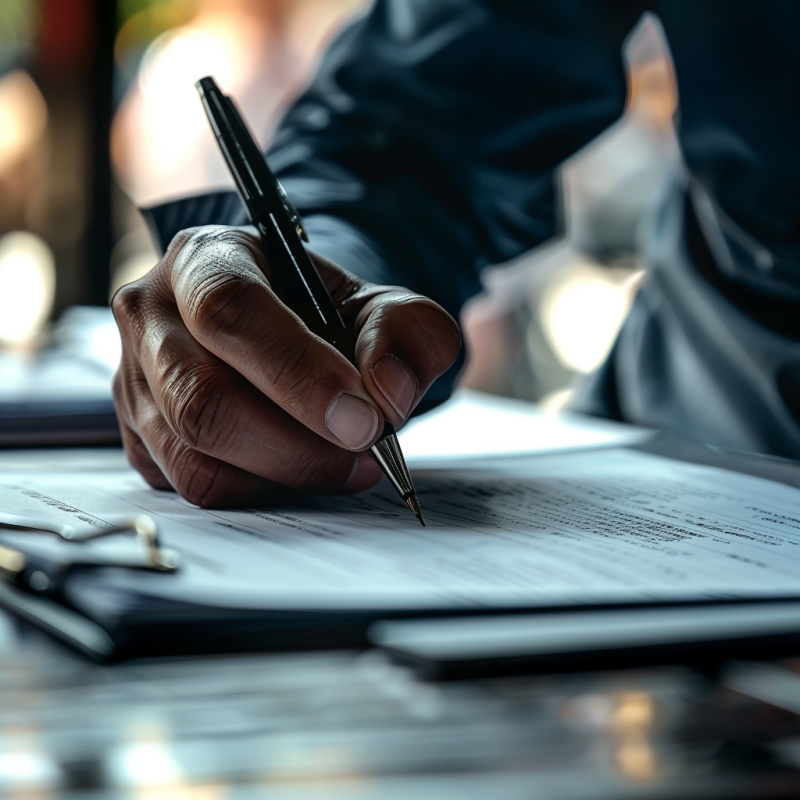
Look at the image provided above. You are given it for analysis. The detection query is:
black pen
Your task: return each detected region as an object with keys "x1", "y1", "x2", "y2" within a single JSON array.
[{"x1": 196, "y1": 76, "x2": 424, "y2": 525}]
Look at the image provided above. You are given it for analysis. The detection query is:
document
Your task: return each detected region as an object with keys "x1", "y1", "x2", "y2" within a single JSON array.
[
  {"x1": 0, "y1": 307, "x2": 119, "y2": 446},
  {"x1": 2, "y1": 447, "x2": 800, "y2": 612},
  {"x1": 398, "y1": 389, "x2": 650, "y2": 466}
]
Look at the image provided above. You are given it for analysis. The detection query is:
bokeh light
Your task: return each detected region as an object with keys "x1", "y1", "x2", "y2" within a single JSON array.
[
  {"x1": 539, "y1": 263, "x2": 641, "y2": 374},
  {"x1": 0, "y1": 231, "x2": 55, "y2": 346},
  {"x1": 0, "y1": 69, "x2": 47, "y2": 172},
  {"x1": 111, "y1": 1, "x2": 351, "y2": 207}
]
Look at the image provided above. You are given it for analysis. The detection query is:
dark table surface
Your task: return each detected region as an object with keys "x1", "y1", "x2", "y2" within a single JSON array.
[{"x1": 2, "y1": 449, "x2": 800, "y2": 799}]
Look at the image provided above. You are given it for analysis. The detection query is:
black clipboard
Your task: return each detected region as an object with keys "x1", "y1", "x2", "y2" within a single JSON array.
[{"x1": 2, "y1": 432, "x2": 800, "y2": 664}]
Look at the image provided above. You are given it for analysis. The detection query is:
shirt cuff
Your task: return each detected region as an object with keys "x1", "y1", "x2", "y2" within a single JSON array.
[
  {"x1": 140, "y1": 191, "x2": 247, "y2": 255},
  {"x1": 138, "y1": 194, "x2": 459, "y2": 415}
]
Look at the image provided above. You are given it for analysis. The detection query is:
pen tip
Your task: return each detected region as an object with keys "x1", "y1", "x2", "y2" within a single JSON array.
[{"x1": 405, "y1": 494, "x2": 425, "y2": 526}]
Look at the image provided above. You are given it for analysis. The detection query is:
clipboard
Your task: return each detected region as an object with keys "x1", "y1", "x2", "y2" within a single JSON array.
[
  {"x1": 0, "y1": 510, "x2": 393, "y2": 660},
  {"x1": 0, "y1": 513, "x2": 178, "y2": 659},
  {"x1": 2, "y1": 432, "x2": 800, "y2": 664}
]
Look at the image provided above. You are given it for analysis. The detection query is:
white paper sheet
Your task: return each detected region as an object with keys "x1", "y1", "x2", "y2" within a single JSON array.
[
  {"x1": 0, "y1": 307, "x2": 119, "y2": 404},
  {"x1": 398, "y1": 390, "x2": 651, "y2": 465},
  {"x1": 2, "y1": 447, "x2": 800, "y2": 611}
]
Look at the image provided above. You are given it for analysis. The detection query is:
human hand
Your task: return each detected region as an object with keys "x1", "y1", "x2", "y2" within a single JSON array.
[{"x1": 111, "y1": 226, "x2": 461, "y2": 507}]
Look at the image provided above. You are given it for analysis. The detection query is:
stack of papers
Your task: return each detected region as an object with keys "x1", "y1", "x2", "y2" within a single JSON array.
[
  {"x1": 3, "y1": 445, "x2": 800, "y2": 612},
  {"x1": 399, "y1": 389, "x2": 650, "y2": 465},
  {"x1": 0, "y1": 308, "x2": 120, "y2": 446},
  {"x1": 2, "y1": 387, "x2": 799, "y2": 659}
]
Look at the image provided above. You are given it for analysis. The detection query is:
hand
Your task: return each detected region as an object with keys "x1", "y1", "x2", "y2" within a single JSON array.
[{"x1": 112, "y1": 225, "x2": 461, "y2": 507}]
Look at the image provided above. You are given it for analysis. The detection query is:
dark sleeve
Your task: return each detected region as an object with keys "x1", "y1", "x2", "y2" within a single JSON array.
[{"x1": 143, "y1": 0, "x2": 643, "y2": 410}]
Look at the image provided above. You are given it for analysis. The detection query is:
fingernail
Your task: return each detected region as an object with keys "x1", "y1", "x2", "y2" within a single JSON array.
[
  {"x1": 344, "y1": 456, "x2": 382, "y2": 493},
  {"x1": 325, "y1": 392, "x2": 380, "y2": 450},
  {"x1": 371, "y1": 355, "x2": 417, "y2": 419}
]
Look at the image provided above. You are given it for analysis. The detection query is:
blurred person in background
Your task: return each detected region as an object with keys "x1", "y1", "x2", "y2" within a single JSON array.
[
  {"x1": 112, "y1": 0, "x2": 367, "y2": 209},
  {"x1": 112, "y1": 0, "x2": 800, "y2": 506},
  {"x1": 110, "y1": 0, "x2": 367, "y2": 291}
]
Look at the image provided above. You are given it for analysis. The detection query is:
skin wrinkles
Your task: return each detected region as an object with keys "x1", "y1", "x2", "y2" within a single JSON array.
[
  {"x1": 356, "y1": 294, "x2": 461, "y2": 373},
  {"x1": 117, "y1": 417, "x2": 170, "y2": 489},
  {"x1": 159, "y1": 361, "x2": 230, "y2": 453},
  {"x1": 169, "y1": 445, "x2": 218, "y2": 505},
  {"x1": 113, "y1": 371, "x2": 172, "y2": 490},
  {"x1": 131, "y1": 384, "x2": 290, "y2": 504},
  {"x1": 169, "y1": 235, "x2": 380, "y2": 447},
  {"x1": 182, "y1": 271, "x2": 260, "y2": 337},
  {"x1": 111, "y1": 224, "x2": 460, "y2": 507},
  {"x1": 115, "y1": 352, "x2": 311, "y2": 505},
  {"x1": 264, "y1": 339, "x2": 319, "y2": 409}
]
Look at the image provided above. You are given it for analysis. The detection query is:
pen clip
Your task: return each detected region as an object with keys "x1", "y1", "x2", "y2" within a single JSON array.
[
  {"x1": 275, "y1": 180, "x2": 308, "y2": 243},
  {"x1": 197, "y1": 78, "x2": 308, "y2": 245}
]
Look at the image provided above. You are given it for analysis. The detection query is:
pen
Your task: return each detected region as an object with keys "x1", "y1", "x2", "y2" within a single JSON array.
[{"x1": 196, "y1": 76, "x2": 424, "y2": 525}]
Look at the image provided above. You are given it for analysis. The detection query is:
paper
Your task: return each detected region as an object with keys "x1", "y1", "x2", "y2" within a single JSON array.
[
  {"x1": 0, "y1": 307, "x2": 119, "y2": 404},
  {"x1": 0, "y1": 308, "x2": 120, "y2": 446},
  {"x1": 2, "y1": 447, "x2": 800, "y2": 611},
  {"x1": 372, "y1": 602, "x2": 800, "y2": 660},
  {"x1": 398, "y1": 390, "x2": 650, "y2": 465}
]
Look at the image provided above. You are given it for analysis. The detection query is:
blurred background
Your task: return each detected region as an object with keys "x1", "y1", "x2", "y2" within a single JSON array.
[
  {"x1": 0, "y1": 0, "x2": 678, "y2": 408},
  {"x1": 7, "y1": 10, "x2": 800, "y2": 799}
]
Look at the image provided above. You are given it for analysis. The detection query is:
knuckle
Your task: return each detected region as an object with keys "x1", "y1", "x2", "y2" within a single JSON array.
[
  {"x1": 261, "y1": 339, "x2": 317, "y2": 404},
  {"x1": 186, "y1": 271, "x2": 259, "y2": 336},
  {"x1": 170, "y1": 227, "x2": 267, "y2": 336},
  {"x1": 164, "y1": 227, "x2": 202, "y2": 259},
  {"x1": 111, "y1": 264, "x2": 171, "y2": 344},
  {"x1": 160, "y1": 363, "x2": 230, "y2": 452},
  {"x1": 170, "y1": 448, "x2": 223, "y2": 507},
  {"x1": 111, "y1": 369, "x2": 125, "y2": 410},
  {"x1": 111, "y1": 281, "x2": 145, "y2": 325},
  {"x1": 178, "y1": 225, "x2": 250, "y2": 253},
  {"x1": 286, "y1": 444, "x2": 346, "y2": 492},
  {"x1": 166, "y1": 226, "x2": 255, "y2": 268}
]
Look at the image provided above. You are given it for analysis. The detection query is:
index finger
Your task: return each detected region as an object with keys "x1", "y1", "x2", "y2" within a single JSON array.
[{"x1": 167, "y1": 227, "x2": 384, "y2": 452}]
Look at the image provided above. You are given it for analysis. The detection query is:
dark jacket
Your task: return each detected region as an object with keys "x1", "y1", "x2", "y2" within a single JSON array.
[{"x1": 145, "y1": 0, "x2": 800, "y2": 455}]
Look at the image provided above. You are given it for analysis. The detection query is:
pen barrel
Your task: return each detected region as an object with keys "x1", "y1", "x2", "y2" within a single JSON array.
[
  {"x1": 195, "y1": 77, "x2": 355, "y2": 361},
  {"x1": 255, "y1": 213, "x2": 356, "y2": 363}
]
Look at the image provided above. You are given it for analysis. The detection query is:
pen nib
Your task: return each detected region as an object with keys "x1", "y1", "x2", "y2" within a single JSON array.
[{"x1": 405, "y1": 494, "x2": 425, "y2": 526}]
